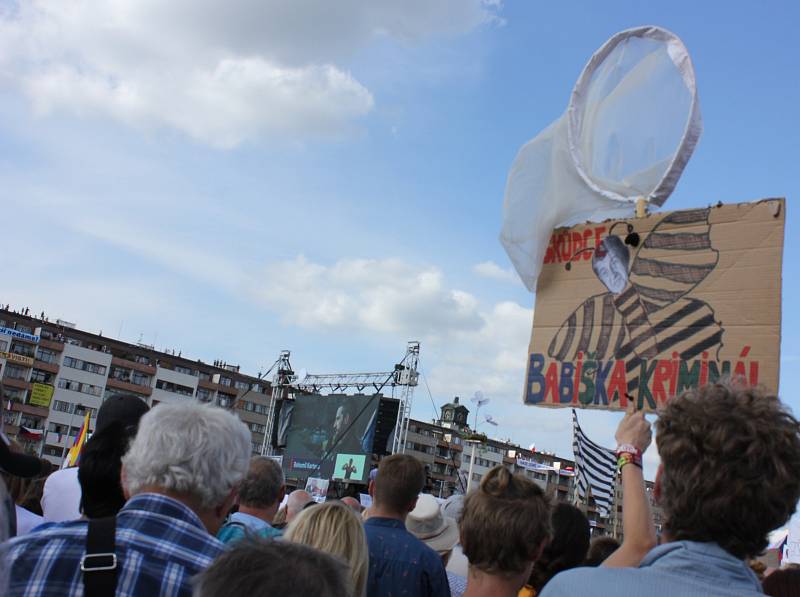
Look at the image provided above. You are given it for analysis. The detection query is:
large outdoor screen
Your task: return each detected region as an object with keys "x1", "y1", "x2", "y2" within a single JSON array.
[{"x1": 283, "y1": 393, "x2": 381, "y2": 484}]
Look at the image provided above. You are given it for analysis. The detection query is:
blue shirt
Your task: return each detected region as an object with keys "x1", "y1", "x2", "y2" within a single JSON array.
[
  {"x1": 540, "y1": 540, "x2": 763, "y2": 597},
  {"x1": 3, "y1": 493, "x2": 224, "y2": 597},
  {"x1": 364, "y1": 516, "x2": 451, "y2": 597},
  {"x1": 217, "y1": 511, "x2": 282, "y2": 544}
]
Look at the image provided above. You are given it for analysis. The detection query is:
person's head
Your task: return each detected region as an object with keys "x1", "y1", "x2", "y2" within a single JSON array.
[
  {"x1": 370, "y1": 454, "x2": 425, "y2": 517},
  {"x1": 286, "y1": 489, "x2": 313, "y2": 522},
  {"x1": 333, "y1": 404, "x2": 353, "y2": 437},
  {"x1": 762, "y1": 567, "x2": 800, "y2": 597},
  {"x1": 193, "y1": 538, "x2": 352, "y2": 597},
  {"x1": 655, "y1": 381, "x2": 800, "y2": 560},
  {"x1": 591, "y1": 235, "x2": 630, "y2": 294},
  {"x1": 529, "y1": 503, "x2": 590, "y2": 591},
  {"x1": 406, "y1": 493, "x2": 459, "y2": 566},
  {"x1": 285, "y1": 500, "x2": 368, "y2": 597},
  {"x1": 78, "y1": 393, "x2": 150, "y2": 518},
  {"x1": 121, "y1": 402, "x2": 251, "y2": 533},
  {"x1": 584, "y1": 535, "x2": 620, "y2": 566},
  {"x1": 237, "y1": 457, "x2": 285, "y2": 520},
  {"x1": 460, "y1": 466, "x2": 551, "y2": 588},
  {"x1": 340, "y1": 496, "x2": 363, "y2": 514}
]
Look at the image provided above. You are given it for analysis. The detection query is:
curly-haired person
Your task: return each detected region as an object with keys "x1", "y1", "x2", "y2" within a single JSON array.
[{"x1": 541, "y1": 380, "x2": 800, "y2": 597}]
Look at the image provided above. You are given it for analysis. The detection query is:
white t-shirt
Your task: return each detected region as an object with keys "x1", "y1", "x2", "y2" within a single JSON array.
[
  {"x1": 41, "y1": 467, "x2": 82, "y2": 523},
  {"x1": 15, "y1": 505, "x2": 44, "y2": 535}
]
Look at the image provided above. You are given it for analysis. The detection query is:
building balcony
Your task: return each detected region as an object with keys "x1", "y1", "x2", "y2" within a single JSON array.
[
  {"x1": 34, "y1": 359, "x2": 60, "y2": 374},
  {"x1": 3, "y1": 377, "x2": 31, "y2": 392},
  {"x1": 106, "y1": 377, "x2": 153, "y2": 396},
  {"x1": 111, "y1": 356, "x2": 156, "y2": 376},
  {"x1": 10, "y1": 402, "x2": 50, "y2": 418},
  {"x1": 39, "y1": 338, "x2": 65, "y2": 352}
]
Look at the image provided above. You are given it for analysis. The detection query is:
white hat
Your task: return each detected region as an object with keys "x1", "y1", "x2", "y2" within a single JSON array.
[{"x1": 406, "y1": 494, "x2": 459, "y2": 554}]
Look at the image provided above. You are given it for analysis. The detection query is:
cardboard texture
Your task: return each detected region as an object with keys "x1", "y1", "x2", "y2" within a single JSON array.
[{"x1": 524, "y1": 199, "x2": 785, "y2": 412}]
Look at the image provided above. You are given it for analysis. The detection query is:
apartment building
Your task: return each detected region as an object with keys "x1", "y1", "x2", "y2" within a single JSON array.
[{"x1": 0, "y1": 309, "x2": 272, "y2": 465}]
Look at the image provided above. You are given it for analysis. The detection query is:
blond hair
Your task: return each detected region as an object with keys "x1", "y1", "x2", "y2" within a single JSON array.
[{"x1": 284, "y1": 501, "x2": 368, "y2": 597}]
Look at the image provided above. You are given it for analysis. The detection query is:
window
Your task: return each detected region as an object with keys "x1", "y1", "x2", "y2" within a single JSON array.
[
  {"x1": 3, "y1": 364, "x2": 27, "y2": 380},
  {"x1": 11, "y1": 342, "x2": 35, "y2": 358},
  {"x1": 175, "y1": 365, "x2": 194, "y2": 376},
  {"x1": 63, "y1": 356, "x2": 107, "y2": 376},
  {"x1": 43, "y1": 445, "x2": 62, "y2": 457},
  {"x1": 198, "y1": 371, "x2": 211, "y2": 382},
  {"x1": 15, "y1": 324, "x2": 32, "y2": 334},
  {"x1": 196, "y1": 387, "x2": 212, "y2": 402},
  {"x1": 131, "y1": 371, "x2": 151, "y2": 387},
  {"x1": 219, "y1": 377, "x2": 232, "y2": 387},
  {"x1": 19, "y1": 414, "x2": 43, "y2": 429},
  {"x1": 0, "y1": 339, "x2": 7, "y2": 351},
  {"x1": 248, "y1": 422, "x2": 266, "y2": 434},
  {"x1": 3, "y1": 411, "x2": 17, "y2": 426},
  {"x1": 53, "y1": 400, "x2": 71, "y2": 413},
  {"x1": 254, "y1": 403, "x2": 268, "y2": 415},
  {"x1": 57, "y1": 378, "x2": 102, "y2": 397},
  {"x1": 234, "y1": 380, "x2": 249, "y2": 391},
  {"x1": 35, "y1": 347, "x2": 57, "y2": 363},
  {"x1": 155, "y1": 379, "x2": 194, "y2": 396},
  {"x1": 134, "y1": 355, "x2": 151, "y2": 365},
  {"x1": 217, "y1": 396, "x2": 230, "y2": 408},
  {"x1": 30, "y1": 369, "x2": 53, "y2": 384},
  {"x1": 251, "y1": 441, "x2": 262, "y2": 454}
]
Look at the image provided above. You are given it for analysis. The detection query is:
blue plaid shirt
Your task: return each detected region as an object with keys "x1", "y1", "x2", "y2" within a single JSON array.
[{"x1": 3, "y1": 493, "x2": 224, "y2": 597}]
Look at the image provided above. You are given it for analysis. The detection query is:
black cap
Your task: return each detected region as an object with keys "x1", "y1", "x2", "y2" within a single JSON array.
[
  {"x1": 0, "y1": 433, "x2": 42, "y2": 478},
  {"x1": 95, "y1": 394, "x2": 150, "y2": 435}
]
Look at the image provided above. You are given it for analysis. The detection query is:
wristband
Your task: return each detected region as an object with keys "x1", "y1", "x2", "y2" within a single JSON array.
[
  {"x1": 617, "y1": 452, "x2": 641, "y2": 472},
  {"x1": 615, "y1": 444, "x2": 642, "y2": 459}
]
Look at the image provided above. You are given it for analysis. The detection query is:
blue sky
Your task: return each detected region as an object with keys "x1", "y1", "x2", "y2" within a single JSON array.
[{"x1": 1, "y1": 0, "x2": 798, "y2": 478}]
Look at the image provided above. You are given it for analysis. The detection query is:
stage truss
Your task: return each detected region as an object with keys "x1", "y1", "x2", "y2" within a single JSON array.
[{"x1": 261, "y1": 341, "x2": 420, "y2": 457}]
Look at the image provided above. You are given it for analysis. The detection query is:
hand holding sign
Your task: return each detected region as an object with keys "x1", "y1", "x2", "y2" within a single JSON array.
[{"x1": 615, "y1": 402, "x2": 652, "y2": 454}]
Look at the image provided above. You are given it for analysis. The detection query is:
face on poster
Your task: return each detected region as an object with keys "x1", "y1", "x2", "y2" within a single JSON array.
[
  {"x1": 525, "y1": 200, "x2": 784, "y2": 411},
  {"x1": 304, "y1": 477, "x2": 330, "y2": 503}
]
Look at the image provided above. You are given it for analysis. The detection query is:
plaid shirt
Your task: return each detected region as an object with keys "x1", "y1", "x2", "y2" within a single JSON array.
[{"x1": 3, "y1": 493, "x2": 224, "y2": 597}]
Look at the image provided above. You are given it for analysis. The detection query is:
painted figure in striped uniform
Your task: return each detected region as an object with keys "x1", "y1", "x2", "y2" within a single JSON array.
[{"x1": 549, "y1": 208, "x2": 723, "y2": 397}]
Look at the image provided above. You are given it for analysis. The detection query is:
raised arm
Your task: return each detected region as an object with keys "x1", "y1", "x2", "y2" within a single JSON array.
[{"x1": 602, "y1": 406, "x2": 657, "y2": 568}]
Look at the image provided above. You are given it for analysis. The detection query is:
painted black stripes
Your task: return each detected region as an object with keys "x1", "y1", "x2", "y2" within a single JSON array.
[
  {"x1": 632, "y1": 258, "x2": 716, "y2": 284},
  {"x1": 644, "y1": 231, "x2": 712, "y2": 250},
  {"x1": 576, "y1": 300, "x2": 595, "y2": 356}
]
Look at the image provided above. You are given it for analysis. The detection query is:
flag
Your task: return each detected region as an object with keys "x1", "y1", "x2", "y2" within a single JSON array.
[
  {"x1": 471, "y1": 391, "x2": 490, "y2": 408},
  {"x1": 62, "y1": 413, "x2": 90, "y2": 468},
  {"x1": 572, "y1": 409, "x2": 616, "y2": 517},
  {"x1": 19, "y1": 426, "x2": 43, "y2": 441}
]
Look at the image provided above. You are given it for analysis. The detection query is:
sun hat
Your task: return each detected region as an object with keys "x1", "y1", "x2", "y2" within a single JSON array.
[{"x1": 406, "y1": 494, "x2": 459, "y2": 554}]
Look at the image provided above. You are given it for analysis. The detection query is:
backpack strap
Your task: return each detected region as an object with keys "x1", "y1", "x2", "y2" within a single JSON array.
[{"x1": 81, "y1": 516, "x2": 118, "y2": 597}]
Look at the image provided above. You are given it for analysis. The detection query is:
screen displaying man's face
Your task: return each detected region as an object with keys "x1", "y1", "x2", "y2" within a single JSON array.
[
  {"x1": 333, "y1": 406, "x2": 349, "y2": 436},
  {"x1": 592, "y1": 236, "x2": 629, "y2": 294}
]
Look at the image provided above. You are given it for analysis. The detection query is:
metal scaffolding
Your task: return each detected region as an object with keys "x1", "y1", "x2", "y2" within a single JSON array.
[{"x1": 260, "y1": 342, "x2": 420, "y2": 457}]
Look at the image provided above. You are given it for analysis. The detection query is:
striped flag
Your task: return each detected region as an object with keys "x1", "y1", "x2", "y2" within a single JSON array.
[
  {"x1": 62, "y1": 413, "x2": 90, "y2": 468},
  {"x1": 572, "y1": 409, "x2": 616, "y2": 517}
]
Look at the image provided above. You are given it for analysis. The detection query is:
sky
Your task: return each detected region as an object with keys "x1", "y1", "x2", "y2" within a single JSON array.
[{"x1": 1, "y1": 0, "x2": 799, "y2": 479}]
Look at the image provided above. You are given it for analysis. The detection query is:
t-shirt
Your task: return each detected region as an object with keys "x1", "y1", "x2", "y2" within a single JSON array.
[
  {"x1": 41, "y1": 467, "x2": 81, "y2": 522},
  {"x1": 217, "y1": 511, "x2": 282, "y2": 545}
]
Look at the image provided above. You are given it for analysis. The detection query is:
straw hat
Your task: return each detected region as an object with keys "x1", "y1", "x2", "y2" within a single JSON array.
[{"x1": 406, "y1": 494, "x2": 459, "y2": 554}]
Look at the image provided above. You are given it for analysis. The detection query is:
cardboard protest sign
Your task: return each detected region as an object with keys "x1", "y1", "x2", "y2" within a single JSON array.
[{"x1": 524, "y1": 199, "x2": 784, "y2": 411}]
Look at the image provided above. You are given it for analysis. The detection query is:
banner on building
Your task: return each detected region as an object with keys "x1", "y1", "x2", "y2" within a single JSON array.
[
  {"x1": 30, "y1": 383, "x2": 55, "y2": 408},
  {"x1": 524, "y1": 199, "x2": 784, "y2": 411},
  {"x1": 0, "y1": 351, "x2": 34, "y2": 367}
]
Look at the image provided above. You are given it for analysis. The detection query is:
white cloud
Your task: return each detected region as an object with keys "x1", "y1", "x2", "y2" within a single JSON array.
[
  {"x1": 250, "y1": 256, "x2": 484, "y2": 336},
  {"x1": 473, "y1": 260, "x2": 523, "y2": 285},
  {"x1": 0, "y1": 0, "x2": 499, "y2": 147}
]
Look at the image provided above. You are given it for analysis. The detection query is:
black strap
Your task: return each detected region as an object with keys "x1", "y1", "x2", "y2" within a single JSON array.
[{"x1": 82, "y1": 516, "x2": 118, "y2": 597}]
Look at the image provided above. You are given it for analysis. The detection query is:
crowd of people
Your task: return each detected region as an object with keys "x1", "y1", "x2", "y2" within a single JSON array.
[{"x1": 1, "y1": 379, "x2": 800, "y2": 596}]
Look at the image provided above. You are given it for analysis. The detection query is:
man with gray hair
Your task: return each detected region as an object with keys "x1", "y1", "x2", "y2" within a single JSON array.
[
  {"x1": 4, "y1": 402, "x2": 251, "y2": 597},
  {"x1": 218, "y1": 456, "x2": 285, "y2": 544}
]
